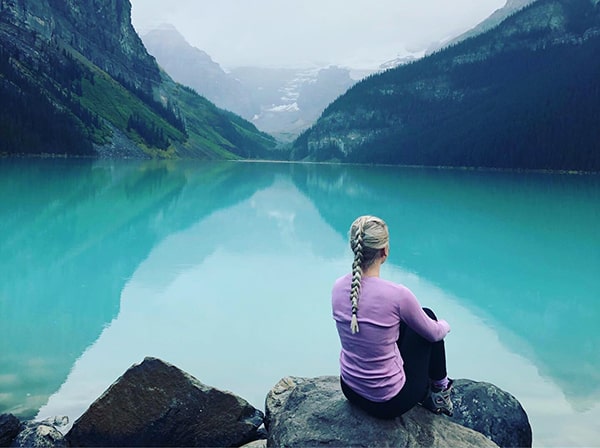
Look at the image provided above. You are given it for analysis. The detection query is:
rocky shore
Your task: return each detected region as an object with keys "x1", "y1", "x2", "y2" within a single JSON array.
[{"x1": 1, "y1": 357, "x2": 532, "y2": 447}]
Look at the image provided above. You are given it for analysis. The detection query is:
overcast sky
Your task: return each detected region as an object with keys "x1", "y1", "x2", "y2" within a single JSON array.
[{"x1": 130, "y1": 0, "x2": 506, "y2": 69}]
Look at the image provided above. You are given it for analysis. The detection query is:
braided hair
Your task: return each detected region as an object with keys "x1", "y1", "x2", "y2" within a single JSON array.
[{"x1": 348, "y1": 216, "x2": 389, "y2": 334}]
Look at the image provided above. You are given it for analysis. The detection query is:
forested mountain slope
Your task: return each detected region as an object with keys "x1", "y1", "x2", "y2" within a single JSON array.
[
  {"x1": 292, "y1": 0, "x2": 600, "y2": 171},
  {"x1": 0, "y1": 0, "x2": 276, "y2": 159}
]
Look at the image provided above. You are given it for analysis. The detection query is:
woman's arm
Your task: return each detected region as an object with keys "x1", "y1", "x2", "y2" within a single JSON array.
[{"x1": 397, "y1": 285, "x2": 450, "y2": 342}]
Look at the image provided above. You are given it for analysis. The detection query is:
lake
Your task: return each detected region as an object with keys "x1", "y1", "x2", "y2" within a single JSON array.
[{"x1": 0, "y1": 158, "x2": 598, "y2": 447}]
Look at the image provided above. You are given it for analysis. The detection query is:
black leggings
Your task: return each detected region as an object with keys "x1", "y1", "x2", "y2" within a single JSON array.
[{"x1": 340, "y1": 308, "x2": 447, "y2": 419}]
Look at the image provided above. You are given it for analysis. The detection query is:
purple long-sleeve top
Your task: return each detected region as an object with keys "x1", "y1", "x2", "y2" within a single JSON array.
[{"x1": 332, "y1": 273, "x2": 450, "y2": 402}]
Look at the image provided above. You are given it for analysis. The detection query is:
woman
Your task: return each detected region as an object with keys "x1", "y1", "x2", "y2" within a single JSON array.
[{"x1": 332, "y1": 215, "x2": 453, "y2": 419}]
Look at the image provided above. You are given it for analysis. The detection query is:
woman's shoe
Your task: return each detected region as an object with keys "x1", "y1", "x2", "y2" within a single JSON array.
[{"x1": 421, "y1": 379, "x2": 454, "y2": 416}]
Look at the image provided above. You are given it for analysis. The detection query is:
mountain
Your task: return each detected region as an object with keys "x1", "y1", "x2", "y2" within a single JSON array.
[
  {"x1": 141, "y1": 26, "x2": 356, "y2": 142},
  {"x1": 291, "y1": 0, "x2": 600, "y2": 171},
  {"x1": 0, "y1": 0, "x2": 276, "y2": 159},
  {"x1": 228, "y1": 65, "x2": 356, "y2": 141},
  {"x1": 378, "y1": 1, "x2": 537, "y2": 71},
  {"x1": 141, "y1": 25, "x2": 254, "y2": 120}
]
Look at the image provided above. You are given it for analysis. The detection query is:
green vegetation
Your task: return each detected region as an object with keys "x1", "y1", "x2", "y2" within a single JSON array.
[
  {"x1": 0, "y1": 44, "x2": 95, "y2": 155},
  {"x1": 0, "y1": 26, "x2": 276, "y2": 159}
]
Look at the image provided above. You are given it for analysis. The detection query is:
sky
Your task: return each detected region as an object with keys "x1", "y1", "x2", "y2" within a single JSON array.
[{"x1": 130, "y1": 0, "x2": 506, "y2": 70}]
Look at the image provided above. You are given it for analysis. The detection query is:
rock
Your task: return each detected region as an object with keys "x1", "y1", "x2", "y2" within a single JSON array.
[
  {"x1": 9, "y1": 421, "x2": 66, "y2": 448},
  {"x1": 241, "y1": 440, "x2": 267, "y2": 448},
  {"x1": 66, "y1": 357, "x2": 264, "y2": 447},
  {"x1": 0, "y1": 414, "x2": 23, "y2": 447},
  {"x1": 265, "y1": 376, "x2": 531, "y2": 448},
  {"x1": 449, "y1": 379, "x2": 532, "y2": 448}
]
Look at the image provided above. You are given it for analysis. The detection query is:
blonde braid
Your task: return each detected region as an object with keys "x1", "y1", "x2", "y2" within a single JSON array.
[
  {"x1": 349, "y1": 223, "x2": 364, "y2": 334},
  {"x1": 348, "y1": 216, "x2": 389, "y2": 335}
]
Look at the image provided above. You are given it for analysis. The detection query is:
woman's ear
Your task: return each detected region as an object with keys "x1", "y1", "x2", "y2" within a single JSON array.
[{"x1": 381, "y1": 245, "x2": 389, "y2": 259}]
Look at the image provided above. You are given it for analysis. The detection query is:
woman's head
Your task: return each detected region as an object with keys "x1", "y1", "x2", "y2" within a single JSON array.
[
  {"x1": 349, "y1": 215, "x2": 389, "y2": 269},
  {"x1": 348, "y1": 215, "x2": 389, "y2": 334}
]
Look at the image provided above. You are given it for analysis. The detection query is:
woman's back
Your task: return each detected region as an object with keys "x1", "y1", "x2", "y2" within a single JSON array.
[{"x1": 332, "y1": 274, "x2": 406, "y2": 401}]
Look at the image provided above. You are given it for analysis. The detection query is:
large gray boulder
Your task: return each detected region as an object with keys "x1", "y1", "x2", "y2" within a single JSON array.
[
  {"x1": 66, "y1": 357, "x2": 264, "y2": 447},
  {"x1": 450, "y1": 379, "x2": 532, "y2": 448},
  {"x1": 265, "y1": 376, "x2": 532, "y2": 448}
]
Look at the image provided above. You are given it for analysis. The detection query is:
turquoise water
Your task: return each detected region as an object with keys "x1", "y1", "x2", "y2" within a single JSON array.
[{"x1": 0, "y1": 158, "x2": 598, "y2": 446}]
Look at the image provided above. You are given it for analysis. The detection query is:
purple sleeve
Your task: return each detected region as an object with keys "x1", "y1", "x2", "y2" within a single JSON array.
[{"x1": 397, "y1": 286, "x2": 450, "y2": 342}]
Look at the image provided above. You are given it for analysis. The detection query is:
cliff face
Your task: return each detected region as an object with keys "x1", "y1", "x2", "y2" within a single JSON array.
[
  {"x1": 0, "y1": 0, "x2": 276, "y2": 158},
  {"x1": 292, "y1": 0, "x2": 600, "y2": 171},
  {"x1": 1, "y1": 0, "x2": 159, "y2": 90}
]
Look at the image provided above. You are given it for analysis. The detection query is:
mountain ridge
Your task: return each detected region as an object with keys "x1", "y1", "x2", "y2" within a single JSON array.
[{"x1": 428, "y1": 0, "x2": 537, "y2": 53}]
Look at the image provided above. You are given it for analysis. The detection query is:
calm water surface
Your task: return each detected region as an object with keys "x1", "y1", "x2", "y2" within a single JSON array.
[{"x1": 1, "y1": 158, "x2": 598, "y2": 447}]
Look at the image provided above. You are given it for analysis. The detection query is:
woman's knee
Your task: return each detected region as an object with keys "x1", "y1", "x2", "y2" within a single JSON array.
[{"x1": 423, "y1": 307, "x2": 438, "y2": 321}]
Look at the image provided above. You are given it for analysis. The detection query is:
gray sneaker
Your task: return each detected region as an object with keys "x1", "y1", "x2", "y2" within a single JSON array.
[{"x1": 421, "y1": 379, "x2": 454, "y2": 416}]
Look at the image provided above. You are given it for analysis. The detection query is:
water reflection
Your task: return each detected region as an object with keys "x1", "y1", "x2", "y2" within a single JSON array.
[
  {"x1": 291, "y1": 163, "x2": 600, "y2": 411},
  {"x1": 36, "y1": 174, "x2": 345, "y2": 426},
  {"x1": 1, "y1": 159, "x2": 599, "y2": 446},
  {"x1": 0, "y1": 158, "x2": 274, "y2": 417}
]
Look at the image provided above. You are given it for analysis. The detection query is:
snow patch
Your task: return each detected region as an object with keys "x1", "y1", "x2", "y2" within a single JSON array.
[{"x1": 267, "y1": 103, "x2": 300, "y2": 113}]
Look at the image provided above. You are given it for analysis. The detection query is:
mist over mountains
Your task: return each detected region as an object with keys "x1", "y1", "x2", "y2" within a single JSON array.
[
  {"x1": 142, "y1": 26, "x2": 356, "y2": 141},
  {"x1": 139, "y1": 1, "x2": 544, "y2": 144}
]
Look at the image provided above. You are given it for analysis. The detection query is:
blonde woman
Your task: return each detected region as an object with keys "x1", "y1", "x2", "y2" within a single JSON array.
[{"x1": 332, "y1": 215, "x2": 453, "y2": 419}]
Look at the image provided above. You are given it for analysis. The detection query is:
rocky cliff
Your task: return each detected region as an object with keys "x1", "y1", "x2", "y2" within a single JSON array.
[
  {"x1": 1, "y1": 0, "x2": 159, "y2": 90},
  {"x1": 0, "y1": 0, "x2": 276, "y2": 158},
  {"x1": 292, "y1": 0, "x2": 600, "y2": 171}
]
